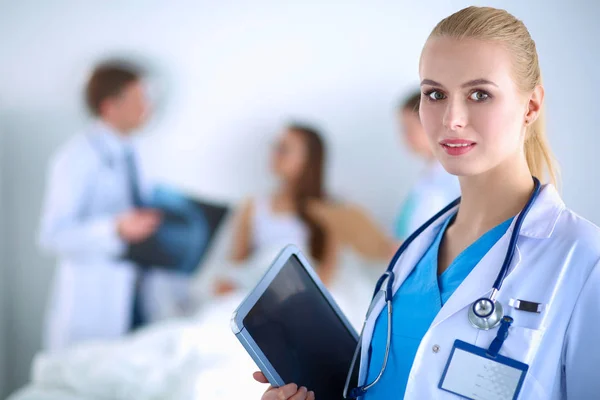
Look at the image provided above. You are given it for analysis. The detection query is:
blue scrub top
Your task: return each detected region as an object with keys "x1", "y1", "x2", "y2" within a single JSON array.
[{"x1": 364, "y1": 213, "x2": 513, "y2": 399}]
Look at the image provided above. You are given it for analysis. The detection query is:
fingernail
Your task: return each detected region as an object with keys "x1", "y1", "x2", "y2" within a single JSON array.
[{"x1": 300, "y1": 386, "x2": 307, "y2": 393}]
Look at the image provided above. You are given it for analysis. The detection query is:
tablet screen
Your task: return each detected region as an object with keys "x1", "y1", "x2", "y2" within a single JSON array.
[{"x1": 243, "y1": 254, "x2": 358, "y2": 399}]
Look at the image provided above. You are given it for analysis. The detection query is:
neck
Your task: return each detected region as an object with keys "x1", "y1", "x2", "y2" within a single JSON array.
[
  {"x1": 276, "y1": 181, "x2": 297, "y2": 199},
  {"x1": 100, "y1": 118, "x2": 129, "y2": 137},
  {"x1": 454, "y1": 152, "x2": 533, "y2": 236}
]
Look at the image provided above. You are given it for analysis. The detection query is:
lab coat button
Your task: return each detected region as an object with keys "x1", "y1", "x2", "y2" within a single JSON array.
[{"x1": 432, "y1": 344, "x2": 440, "y2": 353}]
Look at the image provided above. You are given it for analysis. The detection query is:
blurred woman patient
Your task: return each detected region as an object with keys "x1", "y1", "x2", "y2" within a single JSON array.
[
  {"x1": 309, "y1": 91, "x2": 459, "y2": 260},
  {"x1": 215, "y1": 123, "x2": 338, "y2": 294}
]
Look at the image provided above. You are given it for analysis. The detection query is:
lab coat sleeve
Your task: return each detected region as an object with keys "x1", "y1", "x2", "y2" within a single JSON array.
[
  {"x1": 38, "y1": 149, "x2": 126, "y2": 259},
  {"x1": 563, "y1": 258, "x2": 600, "y2": 399}
]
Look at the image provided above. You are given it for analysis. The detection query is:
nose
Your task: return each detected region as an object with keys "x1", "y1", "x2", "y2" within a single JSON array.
[{"x1": 442, "y1": 98, "x2": 467, "y2": 131}]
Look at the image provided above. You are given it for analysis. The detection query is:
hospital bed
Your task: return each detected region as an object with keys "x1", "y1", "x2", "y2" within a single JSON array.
[{"x1": 7, "y1": 217, "x2": 380, "y2": 400}]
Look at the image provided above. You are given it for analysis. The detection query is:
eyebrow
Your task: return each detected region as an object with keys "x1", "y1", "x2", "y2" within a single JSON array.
[{"x1": 420, "y1": 78, "x2": 498, "y2": 88}]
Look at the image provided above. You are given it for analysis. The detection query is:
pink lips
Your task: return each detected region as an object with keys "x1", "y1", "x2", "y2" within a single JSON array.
[{"x1": 439, "y1": 139, "x2": 476, "y2": 156}]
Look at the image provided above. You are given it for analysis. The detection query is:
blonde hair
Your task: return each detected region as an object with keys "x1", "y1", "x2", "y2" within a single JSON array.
[{"x1": 427, "y1": 6, "x2": 559, "y2": 186}]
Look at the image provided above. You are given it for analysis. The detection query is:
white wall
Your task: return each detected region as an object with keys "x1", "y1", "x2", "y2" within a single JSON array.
[
  {"x1": 0, "y1": 0, "x2": 599, "y2": 395},
  {"x1": 0, "y1": 118, "x2": 8, "y2": 397},
  {"x1": 1, "y1": 111, "x2": 83, "y2": 394}
]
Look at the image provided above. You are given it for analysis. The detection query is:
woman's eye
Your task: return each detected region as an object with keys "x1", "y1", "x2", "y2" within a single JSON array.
[
  {"x1": 427, "y1": 91, "x2": 446, "y2": 101},
  {"x1": 470, "y1": 91, "x2": 489, "y2": 101}
]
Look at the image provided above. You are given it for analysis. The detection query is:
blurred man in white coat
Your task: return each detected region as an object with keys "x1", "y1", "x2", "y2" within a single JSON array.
[{"x1": 39, "y1": 61, "x2": 161, "y2": 351}]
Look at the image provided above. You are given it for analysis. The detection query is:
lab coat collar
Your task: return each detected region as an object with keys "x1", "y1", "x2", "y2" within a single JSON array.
[
  {"x1": 430, "y1": 183, "x2": 563, "y2": 328},
  {"x1": 517, "y1": 183, "x2": 564, "y2": 239},
  {"x1": 90, "y1": 120, "x2": 135, "y2": 161},
  {"x1": 386, "y1": 182, "x2": 562, "y2": 304}
]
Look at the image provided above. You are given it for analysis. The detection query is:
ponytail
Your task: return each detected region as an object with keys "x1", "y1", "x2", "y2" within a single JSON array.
[{"x1": 524, "y1": 107, "x2": 559, "y2": 187}]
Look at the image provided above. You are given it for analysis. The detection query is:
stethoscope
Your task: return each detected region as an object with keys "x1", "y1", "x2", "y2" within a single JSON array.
[{"x1": 343, "y1": 176, "x2": 541, "y2": 399}]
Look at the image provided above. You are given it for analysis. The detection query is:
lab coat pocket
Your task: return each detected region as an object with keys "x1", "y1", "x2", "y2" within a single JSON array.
[
  {"x1": 475, "y1": 326, "x2": 547, "y2": 399},
  {"x1": 475, "y1": 325, "x2": 545, "y2": 366}
]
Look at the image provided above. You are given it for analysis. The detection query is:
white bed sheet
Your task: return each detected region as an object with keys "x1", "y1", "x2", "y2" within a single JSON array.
[
  {"x1": 16, "y1": 223, "x2": 382, "y2": 400},
  {"x1": 7, "y1": 386, "x2": 96, "y2": 400}
]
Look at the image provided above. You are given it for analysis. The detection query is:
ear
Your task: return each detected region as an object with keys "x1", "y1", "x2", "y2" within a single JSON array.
[
  {"x1": 524, "y1": 85, "x2": 544, "y2": 126},
  {"x1": 98, "y1": 97, "x2": 114, "y2": 118}
]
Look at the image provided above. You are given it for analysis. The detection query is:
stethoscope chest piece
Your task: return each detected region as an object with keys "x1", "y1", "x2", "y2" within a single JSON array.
[{"x1": 468, "y1": 297, "x2": 504, "y2": 330}]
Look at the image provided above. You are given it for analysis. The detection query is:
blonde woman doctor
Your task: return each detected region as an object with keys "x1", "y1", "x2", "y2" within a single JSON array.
[{"x1": 256, "y1": 6, "x2": 600, "y2": 400}]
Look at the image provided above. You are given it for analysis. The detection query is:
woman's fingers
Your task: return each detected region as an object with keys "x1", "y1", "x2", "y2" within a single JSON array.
[
  {"x1": 254, "y1": 371, "x2": 311, "y2": 400},
  {"x1": 262, "y1": 383, "x2": 300, "y2": 400},
  {"x1": 253, "y1": 371, "x2": 269, "y2": 383},
  {"x1": 288, "y1": 386, "x2": 310, "y2": 400}
]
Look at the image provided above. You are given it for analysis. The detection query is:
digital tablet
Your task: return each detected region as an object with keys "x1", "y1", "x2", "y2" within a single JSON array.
[{"x1": 231, "y1": 245, "x2": 359, "y2": 399}]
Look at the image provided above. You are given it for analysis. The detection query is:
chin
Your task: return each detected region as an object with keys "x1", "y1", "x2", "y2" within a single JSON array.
[
  {"x1": 437, "y1": 158, "x2": 482, "y2": 178},
  {"x1": 127, "y1": 123, "x2": 144, "y2": 133}
]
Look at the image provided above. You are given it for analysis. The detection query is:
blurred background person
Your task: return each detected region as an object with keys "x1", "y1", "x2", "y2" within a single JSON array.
[
  {"x1": 308, "y1": 90, "x2": 459, "y2": 260},
  {"x1": 38, "y1": 61, "x2": 161, "y2": 352},
  {"x1": 393, "y1": 90, "x2": 460, "y2": 240},
  {"x1": 215, "y1": 123, "x2": 338, "y2": 295}
]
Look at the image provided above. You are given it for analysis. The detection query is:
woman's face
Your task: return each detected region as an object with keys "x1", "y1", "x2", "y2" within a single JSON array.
[
  {"x1": 419, "y1": 37, "x2": 535, "y2": 178},
  {"x1": 271, "y1": 129, "x2": 308, "y2": 182}
]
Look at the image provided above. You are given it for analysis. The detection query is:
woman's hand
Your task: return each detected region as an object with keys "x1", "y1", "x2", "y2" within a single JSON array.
[{"x1": 254, "y1": 371, "x2": 315, "y2": 400}]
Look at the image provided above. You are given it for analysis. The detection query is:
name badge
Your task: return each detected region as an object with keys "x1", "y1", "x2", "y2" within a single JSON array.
[{"x1": 438, "y1": 317, "x2": 529, "y2": 400}]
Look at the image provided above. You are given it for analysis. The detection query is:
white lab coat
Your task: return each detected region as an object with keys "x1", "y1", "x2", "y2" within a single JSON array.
[
  {"x1": 39, "y1": 122, "x2": 146, "y2": 351},
  {"x1": 359, "y1": 184, "x2": 600, "y2": 399}
]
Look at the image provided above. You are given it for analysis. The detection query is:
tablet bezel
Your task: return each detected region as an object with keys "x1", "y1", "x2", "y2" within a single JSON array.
[{"x1": 230, "y1": 244, "x2": 359, "y2": 387}]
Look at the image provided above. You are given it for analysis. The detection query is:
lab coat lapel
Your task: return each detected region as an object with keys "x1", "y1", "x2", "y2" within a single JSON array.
[
  {"x1": 431, "y1": 225, "x2": 522, "y2": 328},
  {"x1": 364, "y1": 213, "x2": 451, "y2": 336},
  {"x1": 429, "y1": 184, "x2": 565, "y2": 329},
  {"x1": 358, "y1": 219, "x2": 447, "y2": 384}
]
